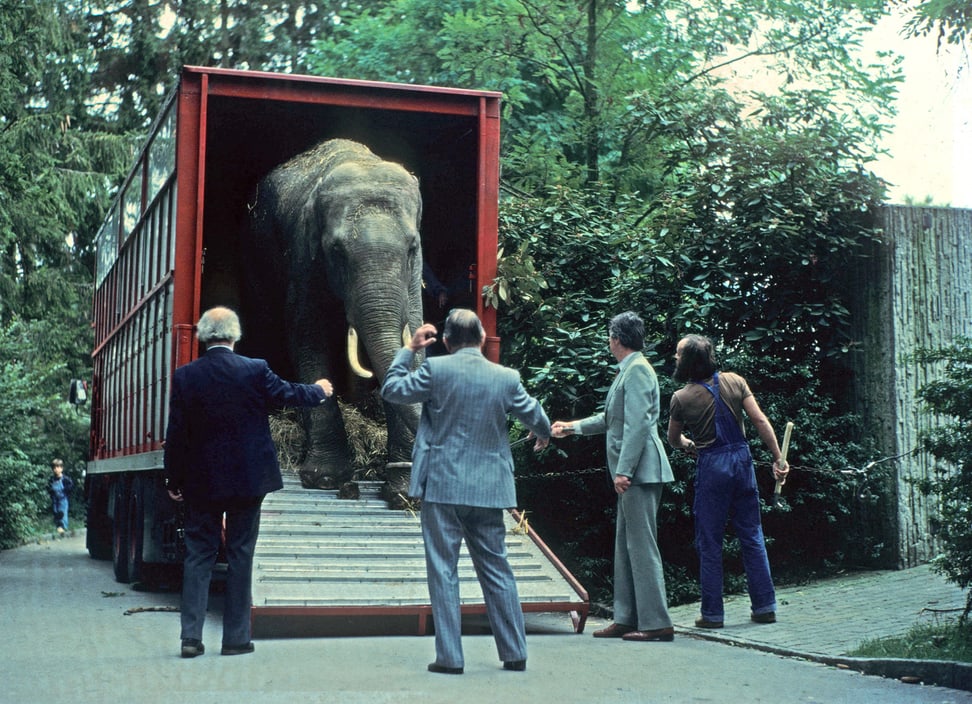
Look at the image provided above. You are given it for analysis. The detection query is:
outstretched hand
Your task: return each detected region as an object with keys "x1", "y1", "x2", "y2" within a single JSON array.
[
  {"x1": 551, "y1": 421, "x2": 574, "y2": 438},
  {"x1": 314, "y1": 378, "x2": 334, "y2": 397}
]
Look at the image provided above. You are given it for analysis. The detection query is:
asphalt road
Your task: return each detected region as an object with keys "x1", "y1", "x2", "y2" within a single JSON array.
[{"x1": 3, "y1": 533, "x2": 971, "y2": 704}]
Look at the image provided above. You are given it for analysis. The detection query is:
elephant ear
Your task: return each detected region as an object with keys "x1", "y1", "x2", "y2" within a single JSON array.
[
  {"x1": 296, "y1": 183, "x2": 327, "y2": 267},
  {"x1": 414, "y1": 182, "x2": 423, "y2": 230}
]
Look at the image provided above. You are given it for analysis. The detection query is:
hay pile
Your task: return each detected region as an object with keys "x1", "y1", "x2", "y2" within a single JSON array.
[{"x1": 269, "y1": 397, "x2": 388, "y2": 480}]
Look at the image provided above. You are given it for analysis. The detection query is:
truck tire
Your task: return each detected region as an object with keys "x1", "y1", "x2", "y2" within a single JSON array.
[
  {"x1": 112, "y1": 477, "x2": 131, "y2": 583},
  {"x1": 85, "y1": 477, "x2": 112, "y2": 561},
  {"x1": 126, "y1": 476, "x2": 146, "y2": 584}
]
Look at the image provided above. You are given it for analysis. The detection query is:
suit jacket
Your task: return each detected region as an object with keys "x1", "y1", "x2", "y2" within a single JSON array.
[
  {"x1": 381, "y1": 346, "x2": 551, "y2": 508},
  {"x1": 162, "y1": 346, "x2": 327, "y2": 506},
  {"x1": 575, "y1": 351, "x2": 673, "y2": 485}
]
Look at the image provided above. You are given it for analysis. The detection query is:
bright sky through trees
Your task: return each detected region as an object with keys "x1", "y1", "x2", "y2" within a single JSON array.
[{"x1": 863, "y1": 11, "x2": 971, "y2": 207}]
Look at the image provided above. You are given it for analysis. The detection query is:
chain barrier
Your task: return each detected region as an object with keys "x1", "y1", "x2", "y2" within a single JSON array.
[
  {"x1": 752, "y1": 448, "x2": 918, "y2": 477},
  {"x1": 515, "y1": 465, "x2": 607, "y2": 482},
  {"x1": 515, "y1": 449, "x2": 919, "y2": 484}
]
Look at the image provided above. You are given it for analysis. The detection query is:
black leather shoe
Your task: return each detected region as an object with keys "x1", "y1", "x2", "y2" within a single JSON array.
[
  {"x1": 221, "y1": 642, "x2": 255, "y2": 656},
  {"x1": 181, "y1": 638, "x2": 205, "y2": 658},
  {"x1": 751, "y1": 611, "x2": 777, "y2": 624},
  {"x1": 503, "y1": 660, "x2": 527, "y2": 671},
  {"x1": 428, "y1": 662, "x2": 463, "y2": 675}
]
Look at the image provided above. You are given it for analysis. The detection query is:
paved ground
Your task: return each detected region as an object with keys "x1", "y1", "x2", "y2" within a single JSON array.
[
  {"x1": 3, "y1": 530, "x2": 972, "y2": 704},
  {"x1": 669, "y1": 563, "x2": 969, "y2": 656},
  {"x1": 668, "y1": 563, "x2": 972, "y2": 691}
]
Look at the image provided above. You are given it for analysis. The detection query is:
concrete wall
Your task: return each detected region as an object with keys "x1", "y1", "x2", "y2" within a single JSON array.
[{"x1": 847, "y1": 205, "x2": 972, "y2": 567}]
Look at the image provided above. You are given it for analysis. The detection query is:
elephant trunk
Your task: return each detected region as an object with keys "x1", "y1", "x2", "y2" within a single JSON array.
[{"x1": 345, "y1": 285, "x2": 421, "y2": 384}]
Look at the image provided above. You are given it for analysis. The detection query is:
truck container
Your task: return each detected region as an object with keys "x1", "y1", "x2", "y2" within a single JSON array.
[
  {"x1": 86, "y1": 65, "x2": 502, "y2": 577},
  {"x1": 85, "y1": 66, "x2": 588, "y2": 634}
]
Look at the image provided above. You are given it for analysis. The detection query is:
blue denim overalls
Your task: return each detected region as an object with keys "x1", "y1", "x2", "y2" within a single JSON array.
[
  {"x1": 693, "y1": 372, "x2": 777, "y2": 622},
  {"x1": 50, "y1": 477, "x2": 69, "y2": 531}
]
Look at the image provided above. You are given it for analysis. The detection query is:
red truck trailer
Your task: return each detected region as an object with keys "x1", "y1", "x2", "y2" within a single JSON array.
[{"x1": 85, "y1": 66, "x2": 503, "y2": 583}]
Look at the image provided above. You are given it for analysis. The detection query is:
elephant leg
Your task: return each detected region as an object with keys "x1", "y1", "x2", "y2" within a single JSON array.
[
  {"x1": 380, "y1": 400, "x2": 418, "y2": 509},
  {"x1": 288, "y1": 282, "x2": 354, "y2": 490},
  {"x1": 299, "y1": 404, "x2": 354, "y2": 489}
]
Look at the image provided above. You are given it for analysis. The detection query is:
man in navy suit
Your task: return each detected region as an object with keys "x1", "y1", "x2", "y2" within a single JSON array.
[
  {"x1": 381, "y1": 308, "x2": 551, "y2": 675},
  {"x1": 163, "y1": 306, "x2": 333, "y2": 658}
]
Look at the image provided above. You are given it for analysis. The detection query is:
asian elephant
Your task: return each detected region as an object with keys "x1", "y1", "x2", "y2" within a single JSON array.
[{"x1": 241, "y1": 139, "x2": 423, "y2": 508}]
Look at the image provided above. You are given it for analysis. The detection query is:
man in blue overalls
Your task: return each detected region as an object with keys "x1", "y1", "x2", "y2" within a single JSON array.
[{"x1": 668, "y1": 334, "x2": 789, "y2": 628}]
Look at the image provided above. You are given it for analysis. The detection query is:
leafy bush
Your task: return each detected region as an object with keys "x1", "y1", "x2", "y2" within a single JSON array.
[
  {"x1": 0, "y1": 451, "x2": 48, "y2": 548},
  {"x1": 495, "y1": 186, "x2": 892, "y2": 606},
  {"x1": 914, "y1": 338, "x2": 972, "y2": 619},
  {"x1": 0, "y1": 320, "x2": 90, "y2": 548}
]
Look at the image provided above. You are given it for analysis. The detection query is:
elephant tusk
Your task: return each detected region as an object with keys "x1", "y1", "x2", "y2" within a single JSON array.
[
  {"x1": 403, "y1": 325, "x2": 411, "y2": 348},
  {"x1": 347, "y1": 327, "x2": 374, "y2": 379}
]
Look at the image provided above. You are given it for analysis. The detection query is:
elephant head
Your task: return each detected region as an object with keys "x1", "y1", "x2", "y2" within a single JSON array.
[{"x1": 244, "y1": 139, "x2": 424, "y2": 504}]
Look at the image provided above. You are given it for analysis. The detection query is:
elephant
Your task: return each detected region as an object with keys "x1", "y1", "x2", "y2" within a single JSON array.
[{"x1": 240, "y1": 138, "x2": 423, "y2": 508}]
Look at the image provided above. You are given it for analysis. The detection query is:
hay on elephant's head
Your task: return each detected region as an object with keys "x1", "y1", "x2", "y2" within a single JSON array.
[{"x1": 269, "y1": 399, "x2": 387, "y2": 479}]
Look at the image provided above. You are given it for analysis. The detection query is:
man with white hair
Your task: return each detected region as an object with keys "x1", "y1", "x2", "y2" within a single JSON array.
[{"x1": 164, "y1": 306, "x2": 333, "y2": 658}]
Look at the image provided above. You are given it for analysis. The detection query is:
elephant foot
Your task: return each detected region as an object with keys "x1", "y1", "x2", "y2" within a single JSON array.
[
  {"x1": 382, "y1": 484, "x2": 419, "y2": 511},
  {"x1": 381, "y1": 462, "x2": 415, "y2": 511},
  {"x1": 299, "y1": 467, "x2": 348, "y2": 491},
  {"x1": 338, "y1": 481, "x2": 360, "y2": 500}
]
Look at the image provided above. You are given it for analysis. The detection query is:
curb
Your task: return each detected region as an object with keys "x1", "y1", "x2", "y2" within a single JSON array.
[{"x1": 677, "y1": 628, "x2": 972, "y2": 693}]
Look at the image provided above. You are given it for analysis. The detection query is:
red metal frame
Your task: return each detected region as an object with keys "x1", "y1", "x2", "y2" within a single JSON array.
[
  {"x1": 86, "y1": 67, "x2": 588, "y2": 636},
  {"x1": 92, "y1": 67, "x2": 505, "y2": 460}
]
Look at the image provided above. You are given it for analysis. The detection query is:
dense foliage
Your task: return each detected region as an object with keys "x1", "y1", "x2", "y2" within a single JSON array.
[
  {"x1": 0, "y1": 319, "x2": 90, "y2": 548},
  {"x1": 498, "y1": 186, "x2": 889, "y2": 606},
  {"x1": 897, "y1": 0, "x2": 972, "y2": 47},
  {"x1": 913, "y1": 338, "x2": 972, "y2": 618}
]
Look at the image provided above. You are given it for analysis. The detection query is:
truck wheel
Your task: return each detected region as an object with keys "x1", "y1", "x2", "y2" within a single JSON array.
[
  {"x1": 112, "y1": 478, "x2": 131, "y2": 583},
  {"x1": 85, "y1": 477, "x2": 112, "y2": 560},
  {"x1": 126, "y1": 476, "x2": 146, "y2": 584}
]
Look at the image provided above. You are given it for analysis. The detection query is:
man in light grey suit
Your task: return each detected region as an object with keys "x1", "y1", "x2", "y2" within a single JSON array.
[
  {"x1": 552, "y1": 311, "x2": 675, "y2": 642},
  {"x1": 381, "y1": 308, "x2": 551, "y2": 674}
]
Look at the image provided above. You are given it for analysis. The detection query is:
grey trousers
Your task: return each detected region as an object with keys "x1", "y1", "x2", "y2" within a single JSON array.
[
  {"x1": 613, "y1": 483, "x2": 672, "y2": 630},
  {"x1": 421, "y1": 501, "x2": 527, "y2": 669},
  {"x1": 180, "y1": 497, "x2": 262, "y2": 646}
]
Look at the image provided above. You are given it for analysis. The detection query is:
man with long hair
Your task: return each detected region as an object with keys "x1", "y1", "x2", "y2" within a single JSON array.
[{"x1": 667, "y1": 334, "x2": 789, "y2": 628}]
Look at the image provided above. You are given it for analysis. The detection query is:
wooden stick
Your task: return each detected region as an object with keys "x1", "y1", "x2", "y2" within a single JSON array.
[{"x1": 774, "y1": 421, "x2": 794, "y2": 503}]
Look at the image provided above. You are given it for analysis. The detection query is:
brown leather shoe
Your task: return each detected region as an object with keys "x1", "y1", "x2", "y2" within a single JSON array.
[
  {"x1": 592, "y1": 623, "x2": 636, "y2": 638},
  {"x1": 622, "y1": 627, "x2": 675, "y2": 642},
  {"x1": 694, "y1": 617, "x2": 724, "y2": 629},
  {"x1": 751, "y1": 611, "x2": 776, "y2": 624}
]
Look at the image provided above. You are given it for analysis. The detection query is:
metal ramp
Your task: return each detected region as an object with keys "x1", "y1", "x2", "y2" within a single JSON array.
[{"x1": 251, "y1": 478, "x2": 589, "y2": 638}]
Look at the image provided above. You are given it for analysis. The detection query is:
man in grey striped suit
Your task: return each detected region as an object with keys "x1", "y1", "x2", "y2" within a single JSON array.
[{"x1": 381, "y1": 308, "x2": 551, "y2": 675}]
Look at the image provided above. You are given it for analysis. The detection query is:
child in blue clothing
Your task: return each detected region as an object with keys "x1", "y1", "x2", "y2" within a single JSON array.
[{"x1": 47, "y1": 459, "x2": 74, "y2": 535}]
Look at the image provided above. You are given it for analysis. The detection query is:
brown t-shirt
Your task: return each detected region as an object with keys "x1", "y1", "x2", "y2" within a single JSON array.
[{"x1": 669, "y1": 372, "x2": 753, "y2": 449}]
